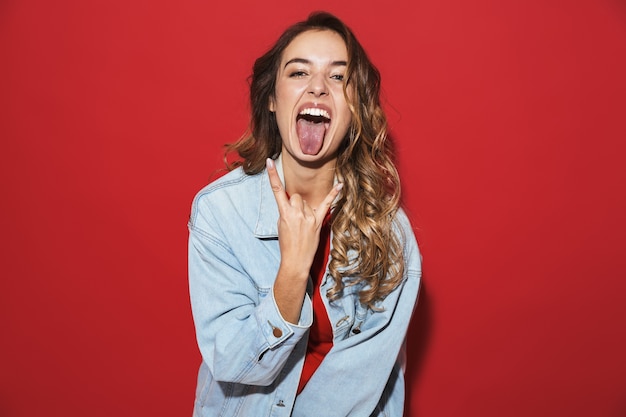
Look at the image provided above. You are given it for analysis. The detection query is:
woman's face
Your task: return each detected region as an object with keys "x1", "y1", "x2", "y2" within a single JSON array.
[{"x1": 270, "y1": 29, "x2": 352, "y2": 167}]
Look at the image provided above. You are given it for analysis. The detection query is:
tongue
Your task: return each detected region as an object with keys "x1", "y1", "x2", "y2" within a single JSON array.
[{"x1": 297, "y1": 119, "x2": 326, "y2": 155}]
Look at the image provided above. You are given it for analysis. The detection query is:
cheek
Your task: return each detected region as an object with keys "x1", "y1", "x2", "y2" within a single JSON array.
[
  {"x1": 339, "y1": 89, "x2": 355, "y2": 125},
  {"x1": 272, "y1": 92, "x2": 290, "y2": 122},
  {"x1": 273, "y1": 80, "x2": 289, "y2": 108},
  {"x1": 333, "y1": 111, "x2": 352, "y2": 143},
  {"x1": 339, "y1": 105, "x2": 353, "y2": 129},
  {"x1": 273, "y1": 84, "x2": 300, "y2": 116}
]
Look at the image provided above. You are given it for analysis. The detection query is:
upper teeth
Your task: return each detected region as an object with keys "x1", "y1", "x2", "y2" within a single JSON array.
[{"x1": 299, "y1": 108, "x2": 330, "y2": 119}]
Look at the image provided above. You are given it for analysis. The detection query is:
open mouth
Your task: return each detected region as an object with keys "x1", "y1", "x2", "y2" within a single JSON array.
[{"x1": 296, "y1": 108, "x2": 331, "y2": 155}]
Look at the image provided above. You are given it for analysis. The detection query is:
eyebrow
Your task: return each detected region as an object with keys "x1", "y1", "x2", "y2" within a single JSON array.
[{"x1": 283, "y1": 58, "x2": 348, "y2": 68}]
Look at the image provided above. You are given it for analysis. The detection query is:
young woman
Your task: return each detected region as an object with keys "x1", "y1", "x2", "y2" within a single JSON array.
[{"x1": 188, "y1": 11, "x2": 421, "y2": 416}]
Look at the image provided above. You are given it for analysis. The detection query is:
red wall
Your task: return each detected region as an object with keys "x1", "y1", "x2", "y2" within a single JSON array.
[{"x1": 1, "y1": 1, "x2": 625, "y2": 416}]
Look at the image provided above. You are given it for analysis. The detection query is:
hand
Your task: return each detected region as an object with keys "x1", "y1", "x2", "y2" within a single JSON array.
[{"x1": 266, "y1": 158, "x2": 343, "y2": 279}]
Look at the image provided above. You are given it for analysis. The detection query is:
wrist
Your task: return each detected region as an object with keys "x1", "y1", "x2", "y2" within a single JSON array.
[{"x1": 276, "y1": 264, "x2": 310, "y2": 283}]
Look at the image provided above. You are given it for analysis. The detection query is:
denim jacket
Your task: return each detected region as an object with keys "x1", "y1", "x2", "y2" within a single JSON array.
[{"x1": 188, "y1": 156, "x2": 421, "y2": 417}]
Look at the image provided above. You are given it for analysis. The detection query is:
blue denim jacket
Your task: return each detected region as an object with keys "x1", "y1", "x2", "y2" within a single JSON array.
[{"x1": 188, "y1": 156, "x2": 421, "y2": 416}]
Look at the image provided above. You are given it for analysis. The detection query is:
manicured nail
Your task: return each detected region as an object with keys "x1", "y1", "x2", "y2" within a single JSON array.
[
  {"x1": 335, "y1": 182, "x2": 344, "y2": 191},
  {"x1": 266, "y1": 158, "x2": 274, "y2": 169}
]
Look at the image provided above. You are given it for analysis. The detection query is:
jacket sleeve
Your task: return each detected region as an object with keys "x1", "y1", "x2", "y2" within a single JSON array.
[
  {"x1": 293, "y1": 210, "x2": 422, "y2": 416},
  {"x1": 188, "y1": 194, "x2": 312, "y2": 386}
]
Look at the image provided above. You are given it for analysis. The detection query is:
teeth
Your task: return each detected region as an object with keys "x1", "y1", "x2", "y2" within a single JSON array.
[{"x1": 299, "y1": 108, "x2": 330, "y2": 119}]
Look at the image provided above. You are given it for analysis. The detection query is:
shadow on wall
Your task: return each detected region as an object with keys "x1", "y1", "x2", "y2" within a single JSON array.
[{"x1": 404, "y1": 281, "x2": 433, "y2": 415}]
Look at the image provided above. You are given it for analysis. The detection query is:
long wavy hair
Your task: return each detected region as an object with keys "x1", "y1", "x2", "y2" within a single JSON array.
[{"x1": 225, "y1": 11, "x2": 405, "y2": 308}]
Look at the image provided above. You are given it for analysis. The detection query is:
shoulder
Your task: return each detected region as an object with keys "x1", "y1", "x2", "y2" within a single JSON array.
[
  {"x1": 392, "y1": 207, "x2": 416, "y2": 245},
  {"x1": 393, "y1": 207, "x2": 422, "y2": 273},
  {"x1": 189, "y1": 168, "x2": 264, "y2": 229},
  {"x1": 394, "y1": 207, "x2": 413, "y2": 231},
  {"x1": 193, "y1": 167, "x2": 257, "y2": 198}
]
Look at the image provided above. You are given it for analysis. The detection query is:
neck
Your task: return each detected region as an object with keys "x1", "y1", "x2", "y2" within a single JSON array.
[{"x1": 281, "y1": 153, "x2": 336, "y2": 209}]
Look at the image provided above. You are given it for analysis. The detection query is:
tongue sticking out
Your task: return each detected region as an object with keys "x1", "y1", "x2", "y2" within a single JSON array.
[{"x1": 297, "y1": 118, "x2": 327, "y2": 155}]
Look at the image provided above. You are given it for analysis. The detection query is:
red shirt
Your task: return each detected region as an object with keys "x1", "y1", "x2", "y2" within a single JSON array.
[{"x1": 296, "y1": 211, "x2": 334, "y2": 394}]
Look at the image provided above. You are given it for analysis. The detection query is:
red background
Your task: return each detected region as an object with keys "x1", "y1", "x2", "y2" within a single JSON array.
[{"x1": 1, "y1": 0, "x2": 625, "y2": 416}]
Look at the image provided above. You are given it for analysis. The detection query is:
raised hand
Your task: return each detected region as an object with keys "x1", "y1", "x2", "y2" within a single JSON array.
[{"x1": 266, "y1": 158, "x2": 343, "y2": 323}]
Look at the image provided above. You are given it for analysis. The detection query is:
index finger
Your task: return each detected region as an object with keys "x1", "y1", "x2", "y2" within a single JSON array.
[{"x1": 266, "y1": 158, "x2": 289, "y2": 208}]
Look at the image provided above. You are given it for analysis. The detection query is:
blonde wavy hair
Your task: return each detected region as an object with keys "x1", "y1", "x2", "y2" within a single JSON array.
[{"x1": 225, "y1": 11, "x2": 404, "y2": 308}]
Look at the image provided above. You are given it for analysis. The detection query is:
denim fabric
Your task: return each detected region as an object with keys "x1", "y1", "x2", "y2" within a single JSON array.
[{"x1": 188, "y1": 156, "x2": 421, "y2": 417}]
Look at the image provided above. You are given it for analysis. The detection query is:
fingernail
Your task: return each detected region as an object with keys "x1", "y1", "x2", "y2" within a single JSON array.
[
  {"x1": 266, "y1": 158, "x2": 274, "y2": 169},
  {"x1": 336, "y1": 182, "x2": 344, "y2": 191}
]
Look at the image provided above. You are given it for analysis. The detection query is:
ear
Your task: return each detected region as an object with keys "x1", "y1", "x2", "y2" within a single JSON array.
[{"x1": 269, "y1": 95, "x2": 276, "y2": 112}]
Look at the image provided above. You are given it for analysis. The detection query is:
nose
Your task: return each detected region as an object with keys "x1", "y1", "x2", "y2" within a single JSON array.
[{"x1": 308, "y1": 73, "x2": 328, "y2": 97}]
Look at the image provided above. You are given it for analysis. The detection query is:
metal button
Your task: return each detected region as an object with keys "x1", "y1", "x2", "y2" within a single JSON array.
[{"x1": 268, "y1": 320, "x2": 283, "y2": 338}]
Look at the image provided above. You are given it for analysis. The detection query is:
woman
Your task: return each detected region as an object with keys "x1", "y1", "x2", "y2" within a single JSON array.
[{"x1": 188, "y1": 11, "x2": 421, "y2": 416}]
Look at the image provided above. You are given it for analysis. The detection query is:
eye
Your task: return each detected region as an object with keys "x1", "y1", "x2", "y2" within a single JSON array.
[
  {"x1": 289, "y1": 70, "x2": 307, "y2": 78},
  {"x1": 331, "y1": 74, "x2": 345, "y2": 81}
]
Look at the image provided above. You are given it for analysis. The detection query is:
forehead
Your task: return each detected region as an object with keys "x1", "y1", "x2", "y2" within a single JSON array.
[{"x1": 281, "y1": 30, "x2": 348, "y2": 64}]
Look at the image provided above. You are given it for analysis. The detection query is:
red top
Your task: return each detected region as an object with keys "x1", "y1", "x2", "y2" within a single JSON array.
[{"x1": 296, "y1": 210, "x2": 334, "y2": 394}]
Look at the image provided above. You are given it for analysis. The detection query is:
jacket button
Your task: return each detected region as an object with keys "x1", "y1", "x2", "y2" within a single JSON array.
[{"x1": 268, "y1": 321, "x2": 283, "y2": 338}]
